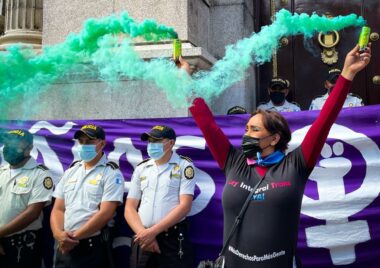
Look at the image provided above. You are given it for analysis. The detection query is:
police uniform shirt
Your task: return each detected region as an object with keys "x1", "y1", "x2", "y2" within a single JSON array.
[
  {"x1": 0, "y1": 157, "x2": 53, "y2": 236},
  {"x1": 257, "y1": 100, "x2": 301, "y2": 112},
  {"x1": 309, "y1": 92, "x2": 363, "y2": 110},
  {"x1": 53, "y1": 154, "x2": 124, "y2": 234},
  {"x1": 128, "y1": 152, "x2": 196, "y2": 228}
]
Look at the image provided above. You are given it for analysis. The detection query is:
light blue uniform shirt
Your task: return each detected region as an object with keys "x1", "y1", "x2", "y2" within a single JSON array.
[
  {"x1": 258, "y1": 100, "x2": 301, "y2": 112},
  {"x1": 127, "y1": 152, "x2": 195, "y2": 228},
  {"x1": 309, "y1": 92, "x2": 363, "y2": 110},
  {"x1": 0, "y1": 157, "x2": 53, "y2": 235},
  {"x1": 53, "y1": 154, "x2": 124, "y2": 235}
]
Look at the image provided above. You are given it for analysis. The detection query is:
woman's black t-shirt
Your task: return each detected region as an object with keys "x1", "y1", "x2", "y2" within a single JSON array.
[{"x1": 223, "y1": 146, "x2": 310, "y2": 267}]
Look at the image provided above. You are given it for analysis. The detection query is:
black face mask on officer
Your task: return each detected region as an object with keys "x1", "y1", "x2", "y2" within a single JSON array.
[
  {"x1": 3, "y1": 146, "x2": 28, "y2": 166},
  {"x1": 241, "y1": 135, "x2": 272, "y2": 159},
  {"x1": 269, "y1": 91, "x2": 286, "y2": 105}
]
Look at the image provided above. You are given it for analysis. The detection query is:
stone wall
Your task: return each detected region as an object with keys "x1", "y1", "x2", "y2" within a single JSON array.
[{"x1": 6, "y1": 0, "x2": 257, "y2": 120}]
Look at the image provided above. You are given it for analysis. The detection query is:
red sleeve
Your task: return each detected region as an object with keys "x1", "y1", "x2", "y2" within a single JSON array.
[
  {"x1": 302, "y1": 75, "x2": 352, "y2": 169},
  {"x1": 189, "y1": 98, "x2": 232, "y2": 169}
]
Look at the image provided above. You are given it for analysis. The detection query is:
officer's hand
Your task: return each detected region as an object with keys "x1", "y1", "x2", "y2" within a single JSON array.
[
  {"x1": 134, "y1": 227, "x2": 159, "y2": 247},
  {"x1": 0, "y1": 244, "x2": 5, "y2": 255},
  {"x1": 141, "y1": 239, "x2": 161, "y2": 254},
  {"x1": 57, "y1": 231, "x2": 79, "y2": 254},
  {"x1": 151, "y1": 240, "x2": 161, "y2": 254},
  {"x1": 59, "y1": 239, "x2": 79, "y2": 255}
]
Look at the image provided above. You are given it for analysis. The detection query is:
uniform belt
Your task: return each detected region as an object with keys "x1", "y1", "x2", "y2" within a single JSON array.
[
  {"x1": 159, "y1": 220, "x2": 188, "y2": 238},
  {"x1": 78, "y1": 234, "x2": 103, "y2": 248},
  {"x1": 66, "y1": 234, "x2": 104, "y2": 255},
  {"x1": 1, "y1": 229, "x2": 41, "y2": 248}
]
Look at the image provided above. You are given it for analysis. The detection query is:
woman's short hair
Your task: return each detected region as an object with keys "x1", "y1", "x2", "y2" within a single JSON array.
[{"x1": 250, "y1": 109, "x2": 291, "y2": 152}]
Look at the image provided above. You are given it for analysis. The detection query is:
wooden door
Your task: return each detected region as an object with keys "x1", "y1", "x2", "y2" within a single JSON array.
[{"x1": 256, "y1": 0, "x2": 380, "y2": 110}]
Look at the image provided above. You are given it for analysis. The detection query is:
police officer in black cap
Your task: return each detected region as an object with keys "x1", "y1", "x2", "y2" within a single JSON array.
[
  {"x1": 125, "y1": 125, "x2": 196, "y2": 268},
  {"x1": 51, "y1": 124, "x2": 124, "y2": 268},
  {"x1": 258, "y1": 77, "x2": 301, "y2": 112},
  {"x1": 309, "y1": 68, "x2": 364, "y2": 110},
  {"x1": 0, "y1": 129, "x2": 53, "y2": 268}
]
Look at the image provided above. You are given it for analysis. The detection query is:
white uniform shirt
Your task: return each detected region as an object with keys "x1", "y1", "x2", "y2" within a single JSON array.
[
  {"x1": 309, "y1": 92, "x2": 363, "y2": 110},
  {"x1": 53, "y1": 154, "x2": 124, "y2": 234},
  {"x1": 0, "y1": 157, "x2": 53, "y2": 236},
  {"x1": 257, "y1": 100, "x2": 301, "y2": 112},
  {"x1": 127, "y1": 152, "x2": 196, "y2": 228}
]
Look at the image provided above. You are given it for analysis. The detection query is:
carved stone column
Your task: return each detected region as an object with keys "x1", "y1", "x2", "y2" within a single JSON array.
[
  {"x1": 0, "y1": 0, "x2": 43, "y2": 49},
  {"x1": 0, "y1": 1, "x2": 5, "y2": 35}
]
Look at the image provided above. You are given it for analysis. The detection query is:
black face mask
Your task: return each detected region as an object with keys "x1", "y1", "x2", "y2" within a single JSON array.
[
  {"x1": 270, "y1": 91, "x2": 286, "y2": 105},
  {"x1": 241, "y1": 135, "x2": 263, "y2": 159},
  {"x1": 3, "y1": 146, "x2": 27, "y2": 166}
]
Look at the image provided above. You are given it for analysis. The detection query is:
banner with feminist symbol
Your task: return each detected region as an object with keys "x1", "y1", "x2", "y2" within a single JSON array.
[{"x1": 1, "y1": 104, "x2": 379, "y2": 267}]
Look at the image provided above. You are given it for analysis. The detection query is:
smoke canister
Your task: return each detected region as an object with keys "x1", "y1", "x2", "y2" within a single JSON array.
[
  {"x1": 358, "y1": 26, "x2": 370, "y2": 52},
  {"x1": 173, "y1": 39, "x2": 182, "y2": 62}
]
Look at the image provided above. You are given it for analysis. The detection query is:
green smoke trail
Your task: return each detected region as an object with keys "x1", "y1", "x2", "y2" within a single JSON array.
[
  {"x1": 0, "y1": 12, "x2": 177, "y2": 118},
  {"x1": 0, "y1": 9, "x2": 365, "y2": 118},
  {"x1": 191, "y1": 10, "x2": 365, "y2": 99},
  {"x1": 91, "y1": 9, "x2": 365, "y2": 105}
]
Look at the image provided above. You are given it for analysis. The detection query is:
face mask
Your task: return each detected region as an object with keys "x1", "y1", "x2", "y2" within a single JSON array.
[
  {"x1": 241, "y1": 135, "x2": 273, "y2": 159},
  {"x1": 241, "y1": 135, "x2": 262, "y2": 159},
  {"x1": 147, "y1": 142, "x2": 168, "y2": 160},
  {"x1": 77, "y1": 144, "x2": 98, "y2": 162},
  {"x1": 3, "y1": 146, "x2": 27, "y2": 166},
  {"x1": 270, "y1": 91, "x2": 286, "y2": 105}
]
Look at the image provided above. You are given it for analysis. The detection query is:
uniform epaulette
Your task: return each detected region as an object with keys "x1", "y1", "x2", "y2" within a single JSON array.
[
  {"x1": 37, "y1": 164, "x2": 49, "y2": 171},
  {"x1": 137, "y1": 158, "x2": 151, "y2": 166},
  {"x1": 291, "y1": 101, "x2": 301, "y2": 108},
  {"x1": 180, "y1": 155, "x2": 193, "y2": 163},
  {"x1": 69, "y1": 160, "x2": 81, "y2": 168},
  {"x1": 106, "y1": 161, "x2": 119, "y2": 170},
  {"x1": 348, "y1": 93, "x2": 363, "y2": 100}
]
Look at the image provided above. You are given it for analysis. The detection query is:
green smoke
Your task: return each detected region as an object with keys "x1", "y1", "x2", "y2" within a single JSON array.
[
  {"x1": 0, "y1": 9, "x2": 365, "y2": 118},
  {"x1": 0, "y1": 12, "x2": 178, "y2": 118},
  {"x1": 191, "y1": 10, "x2": 365, "y2": 100}
]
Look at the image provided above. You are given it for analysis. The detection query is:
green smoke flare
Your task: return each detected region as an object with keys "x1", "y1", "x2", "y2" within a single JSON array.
[{"x1": 0, "y1": 9, "x2": 365, "y2": 118}]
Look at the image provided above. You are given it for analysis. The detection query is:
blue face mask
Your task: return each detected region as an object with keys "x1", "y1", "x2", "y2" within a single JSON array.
[
  {"x1": 147, "y1": 142, "x2": 167, "y2": 160},
  {"x1": 77, "y1": 144, "x2": 98, "y2": 162}
]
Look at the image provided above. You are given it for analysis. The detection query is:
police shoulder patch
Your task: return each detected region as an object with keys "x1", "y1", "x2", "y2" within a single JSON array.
[
  {"x1": 179, "y1": 155, "x2": 193, "y2": 163},
  {"x1": 43, "y1": 177, "x2": 53, "y2": 190},
  {"x1": 115, "y1": 175, "x2": 123, "y2": 185},
  {"x1": 184, "y1": 166, "x2": 194, "y2": 180},
  {"x1": 137, "y1": 158, "x2": 151, "y2": 166},
  {"x1": 69, "y1": 160, "x2": 81, "y2": 168},
  {"x1": 106, "y1": 161, "x2": 119, "y2": 170},
  {"x1": 37, "y1": 164, "x2": 49, "y2": 171}
]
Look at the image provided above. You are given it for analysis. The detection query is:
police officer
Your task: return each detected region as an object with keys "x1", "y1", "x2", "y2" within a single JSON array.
[
  {"x1": 258, "y1": 77, "x2": 301, "y2": 112},
  {"x1": 309, "y1": 68, "x2": 364, "y2": 110},
  {"x1": 0, "y1": 129, "x2": 53, "y2": 268},
  {"x1": 50, "y1": 124, "x2": 124, "y2": 268},
  {"x1": 125, "y1": 125, "x2": 195, "y2": 268}
]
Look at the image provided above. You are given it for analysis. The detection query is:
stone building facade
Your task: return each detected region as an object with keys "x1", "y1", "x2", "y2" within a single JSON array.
[{"x1": 0, "y1": 0, "x2": 256, "y2": 120}]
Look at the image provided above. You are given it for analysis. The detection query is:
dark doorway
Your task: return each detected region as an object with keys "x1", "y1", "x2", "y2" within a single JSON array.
[{"x1": 256, "y1": 0, "x2": 380, "y2": 110}]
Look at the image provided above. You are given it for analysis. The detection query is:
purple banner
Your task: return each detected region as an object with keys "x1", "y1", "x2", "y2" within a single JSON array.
[{"x1": 1, "y1": 105, "x2": 380, "y2": 267}]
